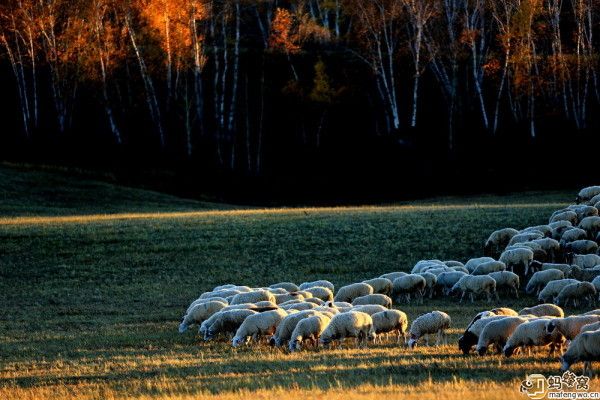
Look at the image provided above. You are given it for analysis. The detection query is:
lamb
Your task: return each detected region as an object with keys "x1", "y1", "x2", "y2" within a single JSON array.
[
  {"x1": 484, "y1": 228, "x2": 519, "y2": 258},
  {"x1": 564, "y1": 240, "x2": 599, "y2": 255},
  {"x1": 500, "y1": 248, "x2": 534, "y2": 276},
  {"x1": 458, "y1": 315, "x2": 507, "y2": 354},
  {"x1": 538, "y1": 279, "x2": 580, "y2": 303},
  {"x1": 204, "y1": 309, "x2": 258, "y2": 341},
  {"x1": 350, "y1": 304, "x2": 388, "y2": 315},
  {"x1": 488, "y1": 271, "x2": 520, "y2": 298},
  {"x1": 351, "y1": 294, "x2": 393, "y2": 308},
  {"x1": 417, "y1": 272, "x2": 437, "y2": 298},
  {"x1": 554, "y1": 282, "x2": 597, "y2": 308},
  {"x1": 451, "y1": 275, "x2": 497, "y2": 303},
  {"x1": 568, "y1": 254, "x2": 600, "y2": 269},
  {"x1": 503, "y1": 318, "x2": 565, "y2": 357},
  {"x1": 526, "y1": 269, "x2": 565, "y2": 295},
  {"x1": 546, "y1": 315, "x2": 600, "y2": 340},
  {"x1": 379, "y1": 272, "x2": 408, "y2": 281},
  {"x1": 509, "y1": 232, "x2": 544, "y2": 246},
  {"x1": 577, "y1": 186, "x2": 600, "y2": 204},
  {"x1": 333, "y1": 282, "x2": 373, "y2": 303},
  {"x1": 436, "y1": 271, "x2": 468, "y2": 296},
  {"x1": 407, "y1": 310, "x2": 451, "y2": 349},
  {"x1": 392, "y1": 274, "x2": 426, "y2": 304},
  {"x1": 472, "y1": 261, "x2": 506, "y2": 276},
  {"x1": 362, "y1": 278, "x2": 393, "y2": 296},
  {"x1": 541, "y1": 263, "x2": 573, "y2": 277},
  {"x1": 303, "y1": 286, "x2": 334, "y2": 302},
  {"x1": 319, "y1": 311, "x2": 376, "y2": 348},
  {"x1": 476, "y1": 316, "x2": 529, "y2": 356},
  {"x1": 299, "y1": 280, "x2": 335, "y2": 292},
  {"x1": 269, "y1": 282, "x2": 300, "y2": 292},
  {"x1": 230, "y1": 290, "x2": 276, "y2": 306},
  {"x1": 273, "y1": 293, "x2": 305, "y2": 305},
  {"x1": 232, "y1": 308, "x2": 288, "y2": 347},
  {"x1": 371, "y1": 310, "x2": 408, "y2": 343},
  {"x1": 179, "y1": 300, "x2": 228, "y2": 333},
  {"x1": 550, "y1": 210, "x2": 579, "y2": 225},
  {"x1": 579, "y1": 216, "x2": 600, "y2": 239},
  {"x1": 560, "y1": 329, "x2": 600, "y2": 376},
  {"x1": 465, "y1": 257, "x2": 496, "y2": 273},
  {"x1": 288, "y1": 313, "x2": 332, "y2": 352},
  {"x1": 269, "y1": 309, "x2": 319, "y2": 347},
  {"x1": 518, "y1": 304, "x2": 564, "y2": 318}
]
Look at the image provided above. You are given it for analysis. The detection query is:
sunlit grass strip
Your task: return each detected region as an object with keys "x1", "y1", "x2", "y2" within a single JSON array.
[{"x1": 0, "y1": 202, "x2": 569, "y2": 226}]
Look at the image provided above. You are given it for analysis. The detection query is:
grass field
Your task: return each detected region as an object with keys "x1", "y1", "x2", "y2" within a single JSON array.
[{"x1": 0, "y1": 165, "x2": 598, "y2": 399}]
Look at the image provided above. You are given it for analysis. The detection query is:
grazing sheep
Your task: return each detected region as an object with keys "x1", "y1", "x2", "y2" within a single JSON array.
[
  {"x1": 526, "y1": 269, "x2": 565, "y2": 295},
  {"x1": 546, "y1": 315, "x2": 600, "y2": 340},
  {"x1": 230, "y1": 290, "x2": 276, "y2": 306},
  {"x1": 551, "y1": 210, "x2": 579, "y2": 225},
  {"x1": 459, "y1": 315, "x2": 508, "y2": 354},
  {"x1": 411, "y1": 260, "x2": 445, "y2": 274},
  {"x1": 288, "y1": 313, "x2": 332, "y2": 352},
  {"x1": 444, "y1": 260, "x2": 465, "y2": 268},
  {"x1": 541, "y1": 263, "x2": 573, "y2": 277},
  {"x1": 451, "y1": 275, "x2": 497, "y2": 303},
  {"x1": 553, "y1": 223, "x2": 575, "y2": 241},
  {"x1": 488, "y1": 271, "x2": 520, "y2": 298},
  {"x1": 332, "y1": 301, "x2": 353, "y2": 308},
  {"x1": 561, "y1": 228, "x2": 589, "y2": 244},
  {"x1": 273, "y1": 293, "x2": 305, "y2": 305},
  {"x1": 522, "y1": 225, "x2": 553, "y2": 237},
  {"x1": 465, "y1": 257, "x2": 496, "y2": 273},
  {"x1": 554, "y1": 282, "x2": 597, "y2": 308},
  {"x1": 451, "y1": 266, "x2": 470, "y2": 274},
  {"x1": 472, "y1": 261, "x2": 506, "y2": 276},
  {"x1": 436, "y1": 271, "x2": 468, "y2": 296},
  {"x1": 267, "y1": 288, "x2": 289, "y2": 295},
  {"x1": 304, "y1": 297, "x2": 325, "y2": 305},
  {"x1": 204, "y1": 309, "x2": 258, "y2": 341},
  {"x1": 299, "y1": 280, "x2": 335, "y2": 292},
  {"x1": 319, "y1": 311, "x2": 376, "y2": 348},
  {"x1": 334, "y1": 283, "x2": 374, "y2": 303},
  {"x1": 270, "y1": 282, "x2": 300, "y2": 292},
  {"x1": 179, "y1": 301, "x2": 228, "y2": 333},
  {"x1": 476, "y1": 316, "x2": 529, "y2": 356},
  {"x1": 362, "y1": 278, "x2": 393, "y2": 296},
  {"x1": 569, "y1": 254, "x2": 600, "y2": 269},
  {"x1": 560, "y1": 329, "x2": 600, "y2": 376},
  {"x1": 518, "y1": 304, "x2": 564, "y2": 318},
  {"x1": 350, "y1": 304, "x2": 388, "y2": 315},
  {"x1": 569, "y1": 266, "x2": 600, "y2": 282},
  {"x1": 564, "y1": 240, "x2": 599, "y2": 256},
  {"x1": 303, "y1": 286, "x2": 334, "y2": 302},
  {"x1": 588, "y1": 193, "x2": 600, "y2": 206},
  {"x1": 351, "y1": 294, "x2": 392, "y2": 308},
  {"x1": 417, "y1": 272, "x2": 437, "y2": 298},
  {"x1": 500, "y1": 248, "x2": 534, "y2": 276},
  {"x1": 571, "y1": 206, "x2": 599, "y2": 221},
  {"x1": 539, "y1": 279, "x2": 581, "y2": 303},
  {"x1": 509, "y1": 232, "x2": 544, "y2": 246},
  {"x1": 421, "y1": 267, "x2": 452, "y2": 276},
  {"x1": 531, "y1": 238, "x2": 561, "y2": 262},
  {"x1": 392, "y1": 274, "x2": 426, "y2": 304},
  {"x1": 379, "y1": 272, "x2": 408, "y2": 281},
  {"x1": 484, "y1": 228, "x2": 519, "y2": 258},
  {"x1": 269, "y1": 309, "x2": 319, "y2": 347},
  {"x1": 503, "y1": 318, "x2": 565, "y2": 357},
  {"x1": 579, "y1": 216, "x2": 600, "y2": 239},
  {"x1": 232, "y1": 308, "x2": 288, "y2": 347},
  {"x1": 371, "y1": 310, "x2": 408, "y2": 343},
  {"x1": 407, "y1": 311, "x2": 451, "y2": 349},
  {"x1": 254, "y1": 301, "x2": 278, "y2": 308},
  {"x1": 186, "y1": 297, "x2": 228, "y2": 314},
  {"x1": 199, "y1": 289, "x2": 243, "y2": 300},
  {"x1": 577, "y1": 186, "x2": 600, "y2": 204}
]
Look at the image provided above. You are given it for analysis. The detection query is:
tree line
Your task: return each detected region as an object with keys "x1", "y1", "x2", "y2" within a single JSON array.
[{"x1": 1, "y1": 0, "x2": 598, "y2": 176}]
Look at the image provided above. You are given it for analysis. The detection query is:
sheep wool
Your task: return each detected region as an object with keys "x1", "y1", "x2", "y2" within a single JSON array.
[
  {"x1": 282, "y1": 302, "x2": 318, "y2": 311},
  {"x1": 204, "y1": 309, "x2": 258, "y2": 341},
  {"x1": 269, "y1": 282, "x2": 300, "y2": 292},
  {"x1": 379, "y1": 272, "x2": 408, "y2": 281},
  {"x1": 269, "y1": 309, "x2": 319, "y2": 347},
  {"x1": 298, "y1": 280, "x2": 335, "y2": 292},
  {"x1": 500, "y1": 248, "x2": 534, "y2": 276},
  {"x1": 541, "y1": 263, "x2": 572, "y2": 277},
  {"x1": 518, "y1": 304, "x2": 564, "y2": 318},
  {"x1": 503, "y1": 318, "x2": 565, "y2": 357},
  {"x1": 407, "y1": 310, "x2": 451, "y2": 349},
  {"x1": 577, "y1": 186, "x2": 600, "y2": 204},
  {"x1": 179, "y1": 301, "x2": 228, "y2": 333},
  {"x1": 476, "y1": 316, "x2": 529, "y2": 356},
  {"x1": 230, "y1": 290, "x2": 276, "y2": 306},
  {"x1": 465, "y1": 257, "x2": 496, "y2": 273},
  {"x1": 334, "y1": 283, "x2": 374, "y2": 303},
  {"x1": 232, "y1": 308, "x2": 288, "y2": 347},
  {"x1": 564, "y1": 240, "x2": 599, "y2": 256},
  {"x1": 350, "y1": 304, "x2": 388, "y2": 315},
  {"x1": 550, "y1": 210, "x2": 579, "y2": 225},
  {"x1": 554, "y1": 282, "x2": 597, "y2": 308},
  {"x1": 488, "y1": 271, "x2": 520, "y2": 298},
  {"x1": 579, "y1": 321, "x2": 600, "y2": 334},
  {"x1": 472, "y1": 261, "x2": 506, "y2": 276},
  {"x1": 458, "y1": 315, "x2": 507, "y2": 354},
  {"x1": 560, "y1": 329, "x2": 600, "y2": 376},
  {"x1": 304, "y1": 297, "x2": 325, "y2": 305},
  {"x1": 451, "y1": 275, "x2": 497, "y2": 303},
  {"x1": 569, "y1": 254, "x2": 600, "y2": 269},
  {"x1": 289, "y1": 313, "x2": 332, "y2": 352},
  {"x1": 371, "y1": 310, "x2": 408, "y2": 343},
  {"x1": 526, "y1": 269, "x2": 565, "y2": 295},
  {"x1": 319, "y1": 311, "x2": 376, "y2": 347},
  {"x1": 538, "y1": 279, "x2": 580, "y2": 303},
  {"x1": 392, "y1": 274, "x2": 426, "y2": 304},
  {"x1": 362, "y1": 277, "x2": 393, "y2": 296},
  {"x1": 186, "y1": 297, "x2": 228, "y2": 314},
  {"x1": 546, "y1": 315, "x2": 600, "y2": 340},
  {"x1": 303, "y1": 286, "x2": 334, "y2": 302},
  {"x1": 351, "y1": 294, "x2": 393, "y2": 308},
  {"x1": 484, "y1": 228, "x2": 520, "y2": 258},
  {"x1": 273, "y1": 293, "x2": 305, "y2": 305},
  {"x1": 436, "y1": 271, "x2": 468, "y2": 295}
]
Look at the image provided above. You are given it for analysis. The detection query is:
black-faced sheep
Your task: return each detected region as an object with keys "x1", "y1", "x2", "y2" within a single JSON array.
[
  {"x1": 476, "y1": 316, "x2": 529, "y2": 356},
  {"x1": 546, "y1": 315, "x2": 600, "y2": 341}
]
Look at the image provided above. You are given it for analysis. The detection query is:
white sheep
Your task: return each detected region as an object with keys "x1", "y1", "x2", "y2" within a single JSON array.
[
  {"x1": 484, "y1": 228, "x2": 519, "y2": 258},
  {"x1": 526, "y1": 269, "x2": 565, "y2": 295},
  {"x1": 270, "y1": 282, "x2": 300, "y2": 292},
  {"x1": 538, "y1": 279, "x2": 581, "y2": 303},
  {"x1": 417, "y1": 272, "x2": 437, "y2": 298},
  {"x1": 351, "y1": 294, "x2": 392, "y2": 308},
  {"x1": 541, "y1": 263, "x2": 573, "y2": 277},
  {"x1": 411, "y1": 260, "x2": 445, "y2": 274},
  {"x1": 560, "y1": 329, "x2": 600, "y2": 376},
  {"x1": 476, "y1": 316, "x2": 529, "y2": 356},
  {"x1": 472, "y1": 261, "x2": 506, "y2": 275},
  {"x1": 435, "y1": 271, "x2": 468, "y2": 296},
  {"x1": 444, "y1": 260, "x2": 465, "y2": 268},
  {"x1": 362, "y1": 277, "x2": 393, "y2": 296},
  {"x1": 531, "y1": 238, "x2": 561, "y2": 262},
  {"x1": 350, "y1": 304, "x2": 388, "y2": 315},
  {"x1": 572, "y1": 205, "x2": 600, "y2": 221},
  {"x1": 333, "y1": 282, "x2": 373, "y2": 303},
  {"x1": 407, "y1": 310, "x2": 451, "y2": 349},
  {"x1": 267, "y1": 288, "x2": 288, "y2": 294},
  {"x1": 451, "y1": 275, "x2": 497, "y2": 303},
  {"x1": 273, "y1": 293, "x2": 305, "y2": 305},
  {"x1": 379, "y1": 271, "x2": 408, "y2": 281},
  {"x1": 546, "y1": 315, "x2": 600, "y2": 340},
  {"x1": 179, "y1": 300, "x2": 227, "y2": 333},
  {"x1": 500, "y1": 247, "x2": 534, "y2": 276},
  {"x1": 518, "y1": 304, "x2": 564, "y2": 318},
  {"x1": 509, "y1": 232, "x2": 544, "y2": 246},
  {"x1": 577, "y1": 186, "x2": 600, "y2": 204},
  {"x1": 269, "y1": 309, "x2": 319, "y2": 347},
  {"x1": 319, "y1": 311, "x2": 376, "y2": 348},
  {"x1": 303, "y1": 286, "x2": 334, "y2": 302},
  {"x1": 564, "y1": 240, "x2": 599, "y2": 256},
  {"x1": 458, "y1": 315, "x2": 507, "y2": 354},
  {"x1": 392, "y1": 274, "x2": 426, "y2": 304},
  {"x1": 503, "y1": 318, "x2": 565, "y2": 357},
  {"x1": 199, "y1": 288, "x2": 242, "y2": 300},
  {"x1": 579, "y1": 216, "x2": 600, "y2": 239},
  {"x1": 295, "y1": 290, "x2": 314, "y2": 299},
  {"x1": 550, "y1": 210, "x2": 579, "y2": 225},
  {"x1": 579, "y1": 321, "x2": 600, "y2": 334},
  {"x1": 298, "y1": 280, "x2": 335, "y2": 292},
  {"x1": 371, "y1": 309, "x2": 408, "y2": 343},
  {"x1": 186, "y1": 297, "x2": 228, "y2": 314},
  {"x1": 560, "y1": 228, "x2": 588, "y2": 244},
  {"x1": 554, "y1": 282, "x2": 597, "y2": 308},
  {"x1": 569, "y1": 254, "x2": 600, "y2": 269},
  {"x1": 230, "y1": 290, "x2": 275, "y2": 306},
  {"x1": 465, "y1": 257, "x2": 495, "y2": 273},
  {"x1": 488, "y1": 271, "x2": 520, "y2": 298},
  {"x1": 232, "y1": 308, "x2": 288, "y2": 347},
  {"x1": 305, "y1": 297, "x2": 325, "y2": 305},
  {"x1": 521, "y1": 225, "x2": 553, "y2": 237},
  {"x1": 552, "y1": 222, "x2": 575, "y2": 240},
  {"x1": 203, "y1": 309, "x2": 257, "y2": 341},
  {"x1": 282, "y1": 302, "x2": 318, "y2": 311},
  {"x1": 288, "y1": 313, "x2": 332, "y2": 352}
]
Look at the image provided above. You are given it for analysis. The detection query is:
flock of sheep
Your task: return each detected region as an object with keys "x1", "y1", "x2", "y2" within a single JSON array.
[{"x1": 179, "y1": 185, "x2": 600, "y2": 376}]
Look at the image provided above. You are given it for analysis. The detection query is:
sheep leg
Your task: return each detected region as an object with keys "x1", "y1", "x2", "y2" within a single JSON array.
[
  {"x1": 459, "y1": 291, "x2": 465, "y2": 303},
  {"x1": 469, "y1": 292, "x2": 474, "y2": 303},
  {"x1": 514, "y1": 286, "x2": 519, "y2": 299}
]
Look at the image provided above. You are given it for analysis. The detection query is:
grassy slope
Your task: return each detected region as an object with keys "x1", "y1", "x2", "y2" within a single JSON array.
[{"x1": 0, "y1": 166, "x2": 597, "y2": 399}]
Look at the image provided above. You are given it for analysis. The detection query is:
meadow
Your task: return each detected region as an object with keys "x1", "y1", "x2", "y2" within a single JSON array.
[{"x1": 0, "y1": 165, "x2": 597, "y2": 399}]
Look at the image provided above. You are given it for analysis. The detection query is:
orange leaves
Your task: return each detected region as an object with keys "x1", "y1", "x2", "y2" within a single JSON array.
[{"x1": 269, "y1": 8, "x2": 300, "y2": 54}]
